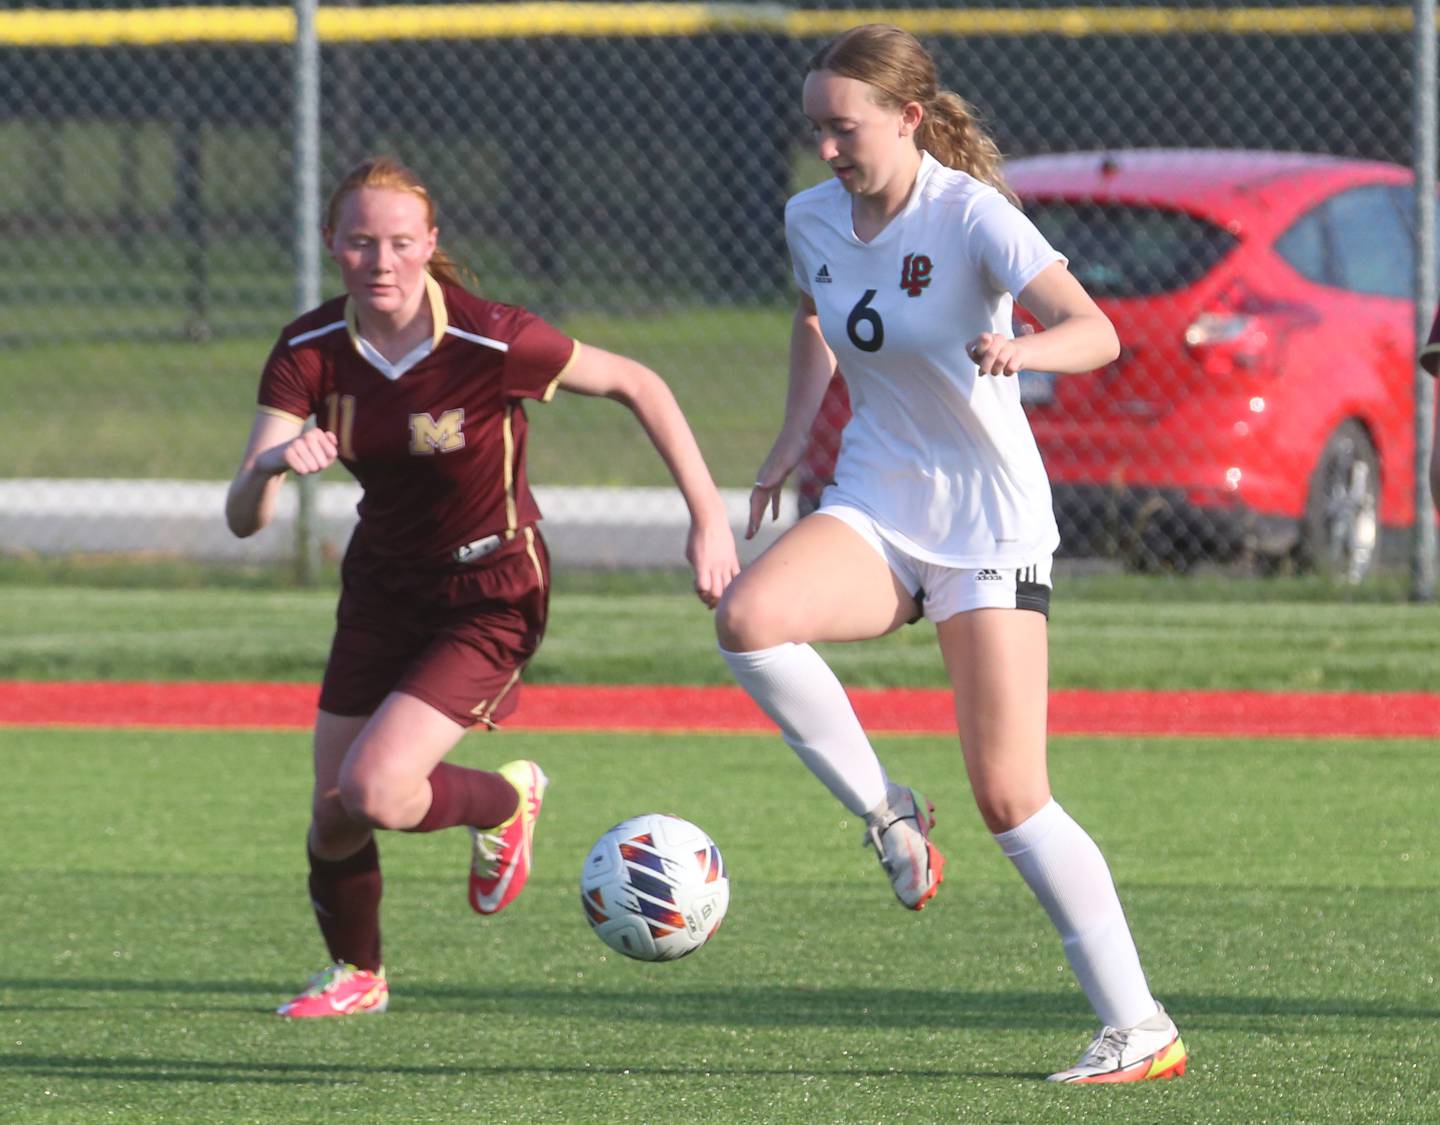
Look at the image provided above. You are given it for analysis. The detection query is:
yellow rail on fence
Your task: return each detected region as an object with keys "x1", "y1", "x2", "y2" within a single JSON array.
[{"x1": 0, "y1": 4, "x2": 1419, "y2": 47}]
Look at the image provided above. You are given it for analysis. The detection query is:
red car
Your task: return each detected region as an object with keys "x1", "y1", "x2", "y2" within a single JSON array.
[{"x1": 798, "y1": 149, "x2": 1429, "y2": 582}]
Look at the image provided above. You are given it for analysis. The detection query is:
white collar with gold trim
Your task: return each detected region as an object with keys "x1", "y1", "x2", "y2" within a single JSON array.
[{"x1": 343, "y1": 272, "x2": 449, "y2": 381}]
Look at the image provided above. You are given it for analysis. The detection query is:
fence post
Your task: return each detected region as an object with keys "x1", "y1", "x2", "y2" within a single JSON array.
[
  {"x1": 293, "y1": 0, "x2": 323, "y2": 585},
  {"x1": 174, "y1": 91, "x2": 209, "y2": 341},
  {"x1": 1413, "y1": 0, "x2": 1438, "y2": 602}
]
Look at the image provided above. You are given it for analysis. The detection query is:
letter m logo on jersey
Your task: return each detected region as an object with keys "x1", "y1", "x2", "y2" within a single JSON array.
[
  {"x1": 900, "y1": 253, "x2": 933, "y2": 297},
  {"x1": 410, "y1": 409, "x2": 466, "y2": 455}
]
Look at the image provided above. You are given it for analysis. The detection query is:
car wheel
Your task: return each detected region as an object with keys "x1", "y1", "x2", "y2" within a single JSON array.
[{"x1": 1297, "y1": 421, "x2": 1380, "y2": 585}]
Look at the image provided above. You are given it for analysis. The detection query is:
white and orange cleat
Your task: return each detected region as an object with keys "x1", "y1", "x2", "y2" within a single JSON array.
[
  {"x1": 863, "y1": 783, "x2": 945, "y2": 910},
  {"x1": 276, "y1": 961, "x2": 388, "y2": 1019},
  {"x1": 468, "y1": 760, "x2": 548, "y2": 915},
  {"x1": 1048, "y1": 1005, "x2": 1187, "y2": 1084}
]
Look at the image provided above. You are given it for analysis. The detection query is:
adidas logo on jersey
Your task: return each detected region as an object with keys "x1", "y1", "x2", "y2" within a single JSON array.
[
  {"x1": 815, "y1": 264, "x2": 833, "y2": 283},
  {"x1": 975, "y1": 569, "x2": 1004, "y2": 581}
]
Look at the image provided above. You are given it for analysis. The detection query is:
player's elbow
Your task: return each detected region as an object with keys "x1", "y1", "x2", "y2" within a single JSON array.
[
  {"x1": 1094, "y1": 317, "x2": 1121, "y2": 365},
  {"x1": 613, "y1": 363, "x2": 670, "y2": 414},
  {"x1": 226, "y1": 506, "x2": 264, "y2": 538},
  {"x1": 227, "y1": 514, "x2": 260, "y2": 539},
  {"x1": 224, "y1": 483, "x2": 269, "y2": 539}
]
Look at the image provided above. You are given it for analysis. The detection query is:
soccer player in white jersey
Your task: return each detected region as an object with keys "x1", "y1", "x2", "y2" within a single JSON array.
[
  {"x1": 1422, "y1": 303, "x2": 1440, "y2": 514},
  {"x1": 715, "y1": 24, "x2": 1186, "y2": 1084}
]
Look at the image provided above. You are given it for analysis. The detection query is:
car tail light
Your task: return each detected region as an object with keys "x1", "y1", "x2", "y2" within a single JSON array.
[
  {"x1": 1183, "y1": 310, "x2": 1271, "y2": 373},
  {"x1": 1183, "y1": 292, "x2": 1318, "y2": 375},
  {"x1": 1184, "y1": 312, "x2": 1253, "y2": 347}
]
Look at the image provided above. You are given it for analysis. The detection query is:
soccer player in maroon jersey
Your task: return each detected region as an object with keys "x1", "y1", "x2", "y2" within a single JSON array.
[{"x1": 226, "y1": 156, "x2": 740, "y2": 1018}]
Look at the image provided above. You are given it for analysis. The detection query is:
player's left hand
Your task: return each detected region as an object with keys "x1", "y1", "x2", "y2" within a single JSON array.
[
  {"x1": 686, "y1": 519, "x2": 741, "y2": 609},
  {"x1": 966, "y1": 330, "x2": 1030, "y2": 377},
  {"x1": 746, "y1": 480, "x2": 786, "y2": 540}
]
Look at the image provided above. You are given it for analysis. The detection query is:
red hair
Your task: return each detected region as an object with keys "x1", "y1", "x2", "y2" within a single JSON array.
[{"x1": 325, "y1": 155, "x2": 470, "y2": 288}]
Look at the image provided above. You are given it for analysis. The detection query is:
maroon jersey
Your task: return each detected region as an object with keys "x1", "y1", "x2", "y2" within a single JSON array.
[
  {"x1": 1422, "y1": 302, "x2": 1440, "y2": 376},
  {"x1": 258, "y1": 276, "x2": 576, "y2": 564}
]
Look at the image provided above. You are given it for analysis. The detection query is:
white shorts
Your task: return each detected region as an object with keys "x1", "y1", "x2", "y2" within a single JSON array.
[{"x1": 816, "y1": 504, "x2": 1052, "y2": 624}]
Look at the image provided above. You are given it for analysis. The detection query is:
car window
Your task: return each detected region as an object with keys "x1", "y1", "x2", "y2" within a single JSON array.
[
  {"x1": 1323, "y1": 185, "x2": 1412, "y2": 298},
  {"x1": 1387, "y1": 184, "x2": 1440, "y2": 262},
  {"x1": 1024, "y1": 202, "x2": 1237, "y2": 297},
  {"x1": 1274, "y1": 211, "x2": 1331, "y2": 285}
]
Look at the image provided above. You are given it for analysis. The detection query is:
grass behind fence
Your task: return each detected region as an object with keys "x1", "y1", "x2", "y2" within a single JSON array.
[{"x1": 1, "y1": 305, "x2": 790, "y2": 486}]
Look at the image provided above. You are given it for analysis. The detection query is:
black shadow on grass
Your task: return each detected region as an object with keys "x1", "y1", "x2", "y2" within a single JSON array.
[
  {"x1": 1160, "y1": 991, "x2": 1440, "y2": 1022},
  {"x1": 0, "y1": 1053, "x2": 1007, "y2": 1085},
  {"x1": 3, "y1": 978, "x2": 1437, "y2": 1025},
  {"x1": 0, "y1": 978, "x2": 1077, "y2": 1027},
  {"x1": 1, "y1": 1055, "x2": 346, "y2": 1087}
]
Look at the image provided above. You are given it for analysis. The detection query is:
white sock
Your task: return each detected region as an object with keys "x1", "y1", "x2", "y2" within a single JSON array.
[
  {"x1": 994, "y1": 798, "x2": 1158, "y2": 1029},
  {"x1": 720, "y1": 642, "x2": 889, "y2": 815}
]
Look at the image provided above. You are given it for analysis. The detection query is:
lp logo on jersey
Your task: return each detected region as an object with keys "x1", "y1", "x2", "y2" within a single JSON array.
[{"x1": 900, "y1": 253, "x2": 933, "y2": 298}]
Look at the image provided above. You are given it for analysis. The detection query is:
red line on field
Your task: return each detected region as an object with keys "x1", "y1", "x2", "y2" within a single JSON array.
[{"x1": 0, "y1": 681, "x2": 1436, "y2": 739}]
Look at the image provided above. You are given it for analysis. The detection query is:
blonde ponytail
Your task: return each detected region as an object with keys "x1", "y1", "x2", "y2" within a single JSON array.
[
  {"x1": 919, "y1": 92, "x2": 1018, "y2": 206},
  {"x1": 810, "y1": 24, "x2": 1017, "y2": 205}
]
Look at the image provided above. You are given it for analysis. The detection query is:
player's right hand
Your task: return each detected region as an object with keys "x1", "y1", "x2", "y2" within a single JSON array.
[
  {"x1": 686, "y1": 518, "x2": 741, "y2": 608},
  {"x1": 260, "y1": 429, "x2": 339, "y2": 476}
]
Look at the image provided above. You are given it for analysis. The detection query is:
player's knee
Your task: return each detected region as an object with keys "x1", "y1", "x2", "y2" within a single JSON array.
[
  {"x1": 310, "y1": 791, "x2": 365, "y2": 849},
  {"x1": 971, "y1": 783, "x2": 1049, "y2": 836},
  {"x1": 337, "y1": 772, "x2": 411, "y2": 831},
  {"x1": 715, "y1": 579, "x2": 796, "y2": 651},
  {"x1": 713, "y1": 588, "x2": 747, "y2": 649}
]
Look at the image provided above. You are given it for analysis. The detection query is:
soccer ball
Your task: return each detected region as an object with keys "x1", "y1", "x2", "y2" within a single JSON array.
[{"x1": 579, "y1": 813, "x2": 729, "y2": 962}]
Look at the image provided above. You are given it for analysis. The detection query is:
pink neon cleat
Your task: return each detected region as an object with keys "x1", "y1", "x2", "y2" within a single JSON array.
[
  {"x1": 468, "y1": 760, "x2": 548, "y2": 915},
  {"x1": 276, "y1": 961, "x2": 388, "y2": 1018}
]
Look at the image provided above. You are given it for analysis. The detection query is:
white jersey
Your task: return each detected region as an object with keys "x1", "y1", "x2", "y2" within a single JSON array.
[{"x1": 786, "y1": 151, "x2": 1063, "y2": 567}]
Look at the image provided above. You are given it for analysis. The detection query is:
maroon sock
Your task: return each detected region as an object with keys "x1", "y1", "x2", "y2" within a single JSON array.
[
  {"x1": 404, "y1": 762, "x2": 519, "y2": 833},
  {"x1": 307, "y1": 837, "x2": 383, "y2": 973}
]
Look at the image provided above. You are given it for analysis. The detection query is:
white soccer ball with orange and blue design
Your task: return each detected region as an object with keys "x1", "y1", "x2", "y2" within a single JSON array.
[{"x1": 580, "y1": 813, "x2": 729, "y2": 961}]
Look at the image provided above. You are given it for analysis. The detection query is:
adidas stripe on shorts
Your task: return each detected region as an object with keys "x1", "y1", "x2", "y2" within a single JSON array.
[{"x1": 815, "y1": 503, "x2": 1052, "y2": 623}]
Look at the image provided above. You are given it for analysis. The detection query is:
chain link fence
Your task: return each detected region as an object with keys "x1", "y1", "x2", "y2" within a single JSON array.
[{"x1": 1, "y1": 1, "x2": 1434, "y2": 587}]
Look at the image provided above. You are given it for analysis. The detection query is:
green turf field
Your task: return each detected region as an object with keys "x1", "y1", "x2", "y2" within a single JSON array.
[
  {"x1": 2, "y1": 572, "x2": 1437, "y2": 690},
  {"x1": 2, "y1": 565, "x2": 1436, "y2": 1119},
  {"x1": 2, "y1": 729, "x2": 1434, "y2": 1122}
]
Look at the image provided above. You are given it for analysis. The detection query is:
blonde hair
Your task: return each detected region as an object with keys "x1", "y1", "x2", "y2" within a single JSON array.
[
  {"x1": 809, "y1": 24, "x2": 1017, "y2": 206},
  {"x1": 324, "y1": 155, "x2": 473, "y2": 289}
]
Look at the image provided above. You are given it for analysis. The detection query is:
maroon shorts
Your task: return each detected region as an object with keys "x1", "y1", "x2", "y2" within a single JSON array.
[{"x1": 319, "y1": 526, "x2": 550, "y2": 728}]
